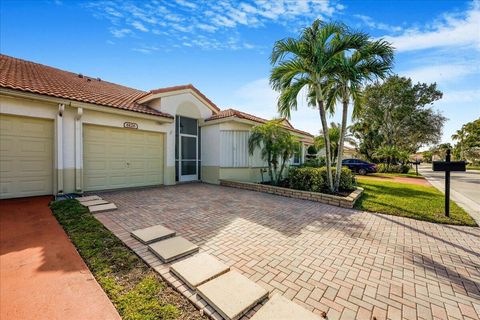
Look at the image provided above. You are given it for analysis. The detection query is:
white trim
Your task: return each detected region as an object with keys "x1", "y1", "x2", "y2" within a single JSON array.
[
  {"x1": 179, "y1": 134, "x2": 198, "y2": 182},
  {"x1": 55, "y1": 104, "x2": 64, "y2": 193},
  {"x1": 137, "y1": 88, "x2": 219, "y2": 115},
  {"x1": 75, "y1": 108, "x2": 83, "y2": 191},
  {"x1": 177, "y1": 116, "x2": 199, "y2": 182}
]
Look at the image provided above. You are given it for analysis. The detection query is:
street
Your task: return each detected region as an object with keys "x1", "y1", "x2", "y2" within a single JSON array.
[{"x1": 419, "y1": 165, "x2": 480, "y2": 225}]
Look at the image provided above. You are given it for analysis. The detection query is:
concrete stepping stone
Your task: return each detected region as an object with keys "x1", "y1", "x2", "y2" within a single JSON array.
[
  {"x1": 131, "y1": 225, "x2": 176, "y2": 245},
  {"x1": 77, "y1": 195, "x2": 102, "y2": 203},
  {"x1": 197, "y1": 271, "x2": 268, "y2": 320},
  {"x1": 148, "y1": 236, "x2": 199, "y2": 263},
  {"x1": 250, "y1": 294, "x2": 321, "y2": 320},
  {"x1": 89, "y1": 203, "x2": 117, "y2": 213},
  {"x1": 81, "y1": 199, "x2": 109, "y2": 207},
  {"x1": 170, "y1": 253, "x2": 230, "y2": 289}
]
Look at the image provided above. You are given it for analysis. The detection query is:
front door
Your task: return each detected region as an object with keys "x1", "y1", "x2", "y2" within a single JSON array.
[{"x1": 176, "y1": 116, "x2": 198, "y2": 182}]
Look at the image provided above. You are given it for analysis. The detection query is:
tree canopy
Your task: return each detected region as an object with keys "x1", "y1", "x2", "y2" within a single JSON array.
[{"x1": 351, "y1": 75, "x2": 446, "y2": 161}]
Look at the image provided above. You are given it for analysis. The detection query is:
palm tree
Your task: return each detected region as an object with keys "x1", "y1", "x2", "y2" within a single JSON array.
[
  {"x1": 270, "y1": 20, "x2": 368, "y2": 192},
  {"x1": 315, "y1": 122, "x2": 355, "y2": 163},
  {"x1": 248, "y1": 120, "x2": 299, "y2": 186},
  {"x1": 325, "y1": 39, "x2": 394, "y2": 191},
  {"x1": 452, "y1": 126, "x2": 466, "y2": 160}
]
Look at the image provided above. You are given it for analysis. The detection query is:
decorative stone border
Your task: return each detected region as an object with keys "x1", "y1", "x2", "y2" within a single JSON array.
[{"x1": 219, "y1": 179, "x2": 363, "y2": 208}]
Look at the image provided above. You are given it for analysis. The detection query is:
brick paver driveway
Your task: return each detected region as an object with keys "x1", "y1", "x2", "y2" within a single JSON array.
[{"x1": 96, "y1": 183, "x2": 480, "y2": 320}]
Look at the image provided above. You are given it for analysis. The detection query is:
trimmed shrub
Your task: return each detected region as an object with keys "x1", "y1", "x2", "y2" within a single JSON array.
[
  {"x1": 288, "y1": 167, "x2": 356, "y2": 193},
  {"x1": 302, "y1": 157, "x2": 326, "y2": 168},
  {"x1": 377, "y1": 163, "x2": 410, "y2": 173}
]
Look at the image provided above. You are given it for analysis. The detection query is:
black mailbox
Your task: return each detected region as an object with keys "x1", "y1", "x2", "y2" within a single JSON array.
[{"x1": 432, "y1": 161, "x2": 466, "y2": 172}]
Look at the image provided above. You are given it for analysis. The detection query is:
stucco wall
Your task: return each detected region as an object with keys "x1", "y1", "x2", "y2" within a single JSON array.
[{"x1": 0, "y1": 93, "x2": 175, "y2": 195}]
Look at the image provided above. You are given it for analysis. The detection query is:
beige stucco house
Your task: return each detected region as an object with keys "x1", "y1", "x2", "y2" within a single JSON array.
[{"x1": 0, "y1": 54, "x2": 313, "y2": 199}]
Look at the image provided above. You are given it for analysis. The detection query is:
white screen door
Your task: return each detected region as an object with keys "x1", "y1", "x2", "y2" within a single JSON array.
[
  {"x1": 177, "y1": 116, "x2": 198, "y2": 182},
  {"x1": 180, "y1": 134, "x2": 197, "y2": 181}
]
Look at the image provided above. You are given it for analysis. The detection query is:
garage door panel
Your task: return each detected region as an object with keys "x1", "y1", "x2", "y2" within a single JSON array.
[
  {"x1": 110, "y1": 160, "x2": 126, "y2": 170},
  {"x1": 0, "y1": 137, "x2": 14, "y2": 152},
  {"x1": 83, "y1": 125, "x2": 164, "y2": 191},
  {"x1": 84, "y1": 160, "x2": 107, "y2": 171},
  {"x1": 20, "y1": 121, "x2": 53, "y2": 138},
  {"x1": 85, "y1": 143, "x2": 108, "y2": 156},
  {"x1": 0, "y1": 114, "x2": 53, "y2": 199}
]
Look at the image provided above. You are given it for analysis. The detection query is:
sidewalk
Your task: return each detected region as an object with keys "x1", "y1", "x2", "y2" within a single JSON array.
[
  {"x1": 0, "y1": 196, "x2": 121, "y2": 320},
  {"x1": 419, "y1": 166, "x2": 480, "y2": 226}
]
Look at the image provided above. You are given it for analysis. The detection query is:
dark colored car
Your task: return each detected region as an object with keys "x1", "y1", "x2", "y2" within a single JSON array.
[{"x1": 342, "y1": 158, "x2": 377, "y2": 175}]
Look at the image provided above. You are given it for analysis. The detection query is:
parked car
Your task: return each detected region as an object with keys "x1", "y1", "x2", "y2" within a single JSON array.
[{"x1": 342, "y1": 158, "x2": 377, "y2": 175}]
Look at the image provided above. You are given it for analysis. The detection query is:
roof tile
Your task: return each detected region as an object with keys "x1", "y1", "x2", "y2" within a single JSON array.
[
  {"x1": 0, "y1": 54, "x2": 173, "y2": 118},
  {"x1": 205, "y1": 108, "x2": 313, "y2": 137}
]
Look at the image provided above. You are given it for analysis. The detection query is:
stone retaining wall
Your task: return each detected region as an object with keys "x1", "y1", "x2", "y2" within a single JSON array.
[{"x1": 219, "y1": 179, "x2": 363, "y2": 208}]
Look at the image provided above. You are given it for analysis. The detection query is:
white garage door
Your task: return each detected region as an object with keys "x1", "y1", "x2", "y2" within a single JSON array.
[
  {"x1": 83, "y1": 124, "x2": 164, "y2": 191},
  {"x1": 0, "y1": 114, "x2": 53, "y2": 199}
]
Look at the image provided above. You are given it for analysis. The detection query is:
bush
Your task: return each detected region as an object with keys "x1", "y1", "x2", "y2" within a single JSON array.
[
  {"x1": 288, "y1": 167, "x2": 356, "y2": 193},
  {"x1": 377, "y1": 163, "x2": 410, "y2": 173},
  {"x1": 302, "y1": 157, "x2": 326, "y2": 168}
]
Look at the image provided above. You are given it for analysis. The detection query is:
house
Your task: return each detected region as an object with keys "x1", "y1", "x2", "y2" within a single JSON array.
[{"x1": 0, "y1": 54, "x2": 313, "y2": 199}]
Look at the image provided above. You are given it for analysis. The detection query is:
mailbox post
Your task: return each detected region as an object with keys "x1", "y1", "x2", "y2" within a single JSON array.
[{"x1": 432, "y1": 149, "x2": 466, "y2": 217}]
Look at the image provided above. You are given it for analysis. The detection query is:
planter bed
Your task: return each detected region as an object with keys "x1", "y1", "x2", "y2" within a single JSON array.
[{"x1": 220, "y1": 179, "x2": 363, "y2": 208}]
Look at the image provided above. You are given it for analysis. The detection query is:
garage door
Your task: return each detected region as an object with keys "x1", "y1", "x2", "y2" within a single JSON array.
[
  {"x1": 0, "y1": 114, "x2": 53, "y2": 199},
  {"x1": 83, "y1": 124, "x2": 164, "y2": 191}
]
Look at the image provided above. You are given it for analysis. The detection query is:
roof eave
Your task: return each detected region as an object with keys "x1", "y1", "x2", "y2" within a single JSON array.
[{"x1": 0, "y1": 87, "x2": 174, "y2": 123}]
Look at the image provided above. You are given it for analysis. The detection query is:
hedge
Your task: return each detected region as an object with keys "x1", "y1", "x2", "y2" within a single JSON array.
[{"x1": 288, "y1": 167, "x2": 356, "y2": 193}]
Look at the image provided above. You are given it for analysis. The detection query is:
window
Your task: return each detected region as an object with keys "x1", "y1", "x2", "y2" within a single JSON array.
[
  {"x1": 292, "y1": 150, "x2": 302, "y2": 165},
  {"x1": 292, "y1": 145, "x2": 301, "y2": 165},
  {"x1": 220, "y1": 131, "x2": 249, "y2": 167}
]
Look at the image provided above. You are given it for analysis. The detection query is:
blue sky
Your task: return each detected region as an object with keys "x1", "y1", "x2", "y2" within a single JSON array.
[{"x1": 1, "y1": 0, "x2": 479, "y2": 146}]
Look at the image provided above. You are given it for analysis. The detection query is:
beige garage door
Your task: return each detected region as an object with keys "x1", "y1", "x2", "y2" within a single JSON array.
[
  {"x1": 0, "y1": 114, "x2": 53, "y2": 199},
  {"x1": 83, "y1": 124, "x2": 164, "y2": 191}
]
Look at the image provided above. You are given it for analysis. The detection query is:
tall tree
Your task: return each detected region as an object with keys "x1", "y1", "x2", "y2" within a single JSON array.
[
  {"x1": 270, "y1": 20, "x2": 367, "y2": 192},
  {"x1": 352, "y1": 76, "x2": 445, "y2": 156},
  {"x1": 325, "y1": 39, "x2": 394, "y2": 191},
  {"x1": 452, "y1": 118, "x2": 480, "y2": 162}
]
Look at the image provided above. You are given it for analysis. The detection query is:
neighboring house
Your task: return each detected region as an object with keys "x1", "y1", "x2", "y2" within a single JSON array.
[
  {"x1": 0, "y1": 54, "x2": 313, "y2": 199},
  {"x1": 316, "y1": 145, "x2": 357, "y2": 160}
]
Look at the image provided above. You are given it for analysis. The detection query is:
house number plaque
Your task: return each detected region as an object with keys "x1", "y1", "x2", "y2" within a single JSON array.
[{"x1": 123, "y1": 122, "x2": 138, "y2": 129}]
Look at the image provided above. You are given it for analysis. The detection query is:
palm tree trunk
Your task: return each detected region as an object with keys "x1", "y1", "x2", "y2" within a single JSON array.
[
  {"x1": 318, "y1": 99, "x2": 334, "y2": 192},
  {"x1": 267, "y1": 153, "x2": 274, "y2": 183},
  {"x1": 334, "y1": 100, "x2": 349, "y2": 192}
]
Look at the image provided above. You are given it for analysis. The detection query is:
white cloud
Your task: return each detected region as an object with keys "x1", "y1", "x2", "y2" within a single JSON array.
[
  {"x1": 400, "y1": 63, "x2": 480, "y2": 84},
  {"x1": 383, "y1": 2, "x2": 480, "y2": 52},
  {"x1": 86, "y1": 0, "x2": 342, "y2": 50},
  {"x1": 132, "y1": 45, "x2": 159, "y2": 54},
  {"x1": 441, "y1": 89, "x2": 480, "y2": 104},
  {"x1": 175, "y1": 0, "x2": 197, "y2": 9},
  {"x1": 354, "y1": 14, "x2": 402, "y2": 33},
  {"x1": 131, "y1": 21, "x2": 148, "y2": 32},
  {"x1": 110, "y1": 28, "x2": 133, "y2": 38}
]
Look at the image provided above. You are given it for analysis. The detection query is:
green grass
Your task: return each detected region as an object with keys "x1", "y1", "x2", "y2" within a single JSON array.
[
  {"x1": 50, "y1": 200, "x2": 205, "y2": 320},
  {"x1": 467, "y1": 165, "x2": 480, "y2": 171},
  {"x1": 355, "y1": 178, "x2": 477, "y2": 226},
  {"x1": 368, "y1": 170, "x2": 424, "y2": 179}
]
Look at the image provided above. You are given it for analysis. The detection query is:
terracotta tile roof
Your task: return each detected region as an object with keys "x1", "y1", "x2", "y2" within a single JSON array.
[
  {"x1": 205, "y1": 108, "x2": 313, "y2": 137},
  {"x1": 147, "y1": 84, "x2": 220, "y2": 112},
  {"x1": 0, "y1": 54, "x2": 173, "y2": 119}
]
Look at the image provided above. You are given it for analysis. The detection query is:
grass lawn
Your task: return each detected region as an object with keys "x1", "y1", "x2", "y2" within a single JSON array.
[
  {"x1": 50, "y1": 199, "x2": 205, "y2": 320},
  {"x1": 367, "y1": 168, "x2": 424, "y2": 179},
  {"x1": 467, "y1": 165, "x2": 480, "y2": 171},
  {"x1": 355, "y1": 178, "x2": 477, "y2": 226}
]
